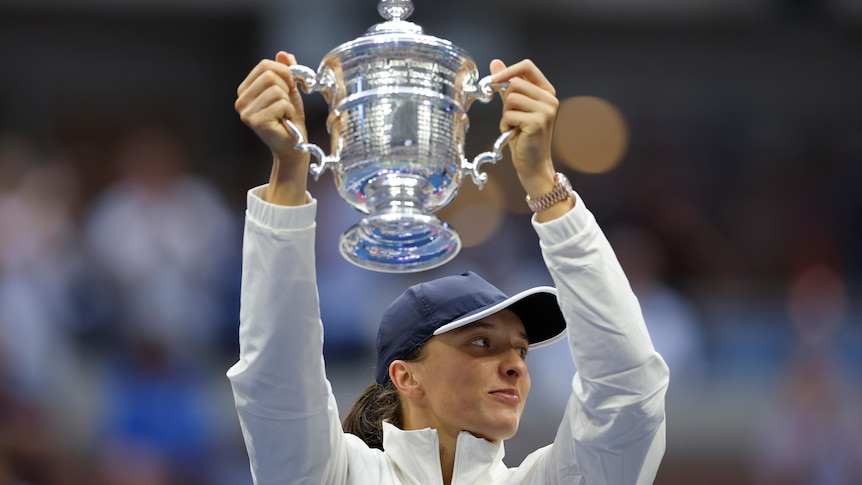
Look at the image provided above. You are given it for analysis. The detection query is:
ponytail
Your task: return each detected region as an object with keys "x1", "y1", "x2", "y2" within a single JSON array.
[
  {"x1": 342, "y1": 344, "x2": 426, "y2": 450},
  {"x1": 342, "y1": 381, "x2": 402, "y2": 450}
]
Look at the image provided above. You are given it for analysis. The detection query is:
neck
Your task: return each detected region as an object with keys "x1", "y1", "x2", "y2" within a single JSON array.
[{"x1": 437, "y1": 431, "x2": 457, "y2": 485}]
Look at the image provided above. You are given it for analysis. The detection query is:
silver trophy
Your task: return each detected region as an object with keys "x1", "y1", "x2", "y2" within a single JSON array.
[{"x1": 284, "y1": 0, "x2": 512, "y2": 273}]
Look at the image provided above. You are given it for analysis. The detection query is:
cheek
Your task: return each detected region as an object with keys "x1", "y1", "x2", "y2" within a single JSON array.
[
  {"x1": 441, "y1": 359, "x2": 483, "y2": 388},
  {"x1": 424, "y1": 357, "x2": 484, "y2": 396}
]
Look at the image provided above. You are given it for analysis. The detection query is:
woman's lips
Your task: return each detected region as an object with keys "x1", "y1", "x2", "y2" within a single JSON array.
[{"x1": 489, "y1": 388, "x2": 521, "y2": 406}]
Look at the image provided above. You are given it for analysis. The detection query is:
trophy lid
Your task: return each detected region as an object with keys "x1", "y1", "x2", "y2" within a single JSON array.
[
  {"x1": 368, "y1": 0, "x2": 422, "y2": 34},
  {"x1": 320, "y1": 0, "x2": 474, "y2": 70}
]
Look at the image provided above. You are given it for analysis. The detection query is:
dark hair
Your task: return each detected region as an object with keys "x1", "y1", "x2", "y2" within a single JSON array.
[{"x1": 342, "y1": 344, "x2": 426, "y2": 450}]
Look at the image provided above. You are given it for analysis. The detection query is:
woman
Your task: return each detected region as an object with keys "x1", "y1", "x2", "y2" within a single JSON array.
[{"x1": 227, "y1": 51, "x2": 669, "y2": 484}]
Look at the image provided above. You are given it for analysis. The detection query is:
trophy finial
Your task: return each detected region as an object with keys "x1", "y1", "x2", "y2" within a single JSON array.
[{"x1": 378, "y1": 0, "x2": 414, "y2": 22}]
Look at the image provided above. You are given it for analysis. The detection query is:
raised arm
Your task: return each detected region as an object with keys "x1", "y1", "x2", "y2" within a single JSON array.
[
  {"x1": 533, "y1": 194, "x2": 669, "y2": 484},
  {"x1": 227, "y1": 52, "x2": 348, "y2": 484},
  {"x1": 491, "y1": 59, "x2": 668, "y2": 484}
]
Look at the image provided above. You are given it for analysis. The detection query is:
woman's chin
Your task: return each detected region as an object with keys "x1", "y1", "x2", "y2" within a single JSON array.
[{"x1": 470, "y1": 420, "x2": 521, "y2": 442}]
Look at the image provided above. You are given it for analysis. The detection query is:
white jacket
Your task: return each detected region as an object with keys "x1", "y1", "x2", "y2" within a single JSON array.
[{"x1": 227, "y1": 186, "x2": 669, "y2": 484}]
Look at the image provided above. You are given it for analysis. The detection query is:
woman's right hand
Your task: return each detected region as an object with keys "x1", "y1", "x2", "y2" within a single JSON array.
[{"x1": 235, "y1": 51, "x2": 311, "y2": 206}]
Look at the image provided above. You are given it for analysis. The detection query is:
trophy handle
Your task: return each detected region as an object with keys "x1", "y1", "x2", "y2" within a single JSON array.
[
  {"x1": 464, "y1": 130, "x2": 514, "y2": 189},
  {"x1": 281, "y1": 65, "x2": 337, "y2": 180},
  {"x1": 471, "y1": 75, "x2": 509, "y2": 104},
  {"x1": 288, "y1": 64, "x2": 322, "y2": 93},
  {"x1": 461, "y1": 75, "x2": 513, "y2": 188}
]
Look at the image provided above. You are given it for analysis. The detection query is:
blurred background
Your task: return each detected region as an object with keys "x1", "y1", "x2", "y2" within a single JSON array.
[{"x1": 1, "y1": 0, "x2": 861, "y2": 483}]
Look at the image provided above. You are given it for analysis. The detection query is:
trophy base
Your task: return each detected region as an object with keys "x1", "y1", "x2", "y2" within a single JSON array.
[{"x1": 339, "y1": 212, "x2": 461, "y2": 273}]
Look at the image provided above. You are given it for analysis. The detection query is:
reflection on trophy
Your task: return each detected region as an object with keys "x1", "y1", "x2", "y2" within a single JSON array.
[{"x1": 284, "y1": 0, "x2": 511, "y2": 273}]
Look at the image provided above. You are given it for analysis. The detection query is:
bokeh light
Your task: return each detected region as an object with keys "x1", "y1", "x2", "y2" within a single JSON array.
[
  {"x1": 552, "y1": 96, "x2": 630, "y2": 174},
  {"x1": 438, "y1": 176, "x2": 505, "y2": 248}
]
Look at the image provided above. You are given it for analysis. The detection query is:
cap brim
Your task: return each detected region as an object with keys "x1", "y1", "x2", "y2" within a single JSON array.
[{"x1": 432, "y1": 286, "x2": 567, "y2": 349}]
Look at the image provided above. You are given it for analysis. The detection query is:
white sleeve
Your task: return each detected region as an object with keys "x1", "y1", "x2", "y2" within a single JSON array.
[
  {"x1": 226, "y1": 186, "x2": 352, "y2": 484},
  {"x1": 527, "y1": 194, "x2": 669, "y2": 485}
]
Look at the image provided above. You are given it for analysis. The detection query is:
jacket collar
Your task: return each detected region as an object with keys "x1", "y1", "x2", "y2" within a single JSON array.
[{"x1": 382, "y1": 422, "x2": 506, "y2": 484}]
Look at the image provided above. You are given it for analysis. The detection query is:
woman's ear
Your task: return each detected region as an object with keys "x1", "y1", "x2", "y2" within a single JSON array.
[{"x1": 389, "y1": 360, "x2": 424, "y2": 399}]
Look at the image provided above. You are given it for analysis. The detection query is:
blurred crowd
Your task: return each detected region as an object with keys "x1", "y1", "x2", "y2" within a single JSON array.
[
  {"x1": 0, "y1": 125, "x2": 246, "y2": 485},
  {"x1": 1, "y1": 94, "x2": 861, "y2": 484}
]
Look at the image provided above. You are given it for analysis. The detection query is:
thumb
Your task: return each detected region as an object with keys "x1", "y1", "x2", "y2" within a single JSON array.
[
  {"x1": 275, "y1": 51, "x2": 294, "y2": 66},
  {"x1": 274, "y1": 51, "x2": 307, "y2": 118},
  {"x1": 275, "y1": 51, "x2": 299, "y2": 88},
  {"x1": 489, "y1": 59, "x2": 506, "y2": 77}
]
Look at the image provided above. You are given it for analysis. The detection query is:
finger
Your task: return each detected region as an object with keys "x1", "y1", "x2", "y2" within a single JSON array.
[
  {"x1": 237, "y1": 63, "x2": 294, "y2": 102},
  {"x1": 235, "y1": 70, "x2": 294, "y2": 115},
  {"x1": 235, "y1": 53, "x2": 307, "y2": 111},
  {"x1": 278, "y1": 52, "x2": 308, "y2": 113},
  {"x1": 237, "y1": 85, "x2": 302, "y2": 129},
  {"x1": 489, "y1": 58, "x2": 507, "y2": 76},
  {"x1": 237, "y1": 54, "x2": 298, "y2": 97},
  {"x1": 499, "y1": 109, "x2": 548, "y2": 135},
  {"x1": 503, "y1": 77, "x2": 560, "y2": 107},
  {"x1": 499, "y1": 93, "x2": 557, "y2": 130},
  {"x1": 276, "y1": 51, "x2": 293, "y2": 65},
  {"x1": 241, "y1": 98, "x2": 305, "y2": 147},
  {"x1": 242, "y1": 99, "x2": 294, "y2": 132},
  {"x1": 502, "y1": 88, "x2": 559, "y2": 114},
  {"x1": 490, "y1": 59, "x2": 556, "y2": 95},
  {"x1": 499, "y1": 91, "x2": 557, "y2": 133}
]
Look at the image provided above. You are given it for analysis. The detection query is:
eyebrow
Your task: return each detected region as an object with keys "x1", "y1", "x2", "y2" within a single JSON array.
[{"x1": 461, "y1": 321, "x2": 529, "y2": 343}]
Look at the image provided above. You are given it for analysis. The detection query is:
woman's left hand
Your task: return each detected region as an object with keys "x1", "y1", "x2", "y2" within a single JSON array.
[{"x1": 489, "y1": 59, "x2": 560, "y2": 200}]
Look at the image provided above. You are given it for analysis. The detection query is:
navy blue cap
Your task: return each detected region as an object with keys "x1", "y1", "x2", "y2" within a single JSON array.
[{"x1": 375, "y1": 271, "x2": 566, "y2": 385}]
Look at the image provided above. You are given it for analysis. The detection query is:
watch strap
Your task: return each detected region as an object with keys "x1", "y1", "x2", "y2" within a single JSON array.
[{"x1": 525, "y1": 172, "x2": 573, "y2": 212}]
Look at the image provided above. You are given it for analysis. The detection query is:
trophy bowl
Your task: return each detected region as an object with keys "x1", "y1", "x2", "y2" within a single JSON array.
[{"x1": 283, "y1": 0, "x2": 511, "y2": 273}]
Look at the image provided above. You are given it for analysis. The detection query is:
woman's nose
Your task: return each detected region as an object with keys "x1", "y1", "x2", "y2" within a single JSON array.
[{"x1": 502, "y1": 348, "x2": 528, "y2": 378}]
